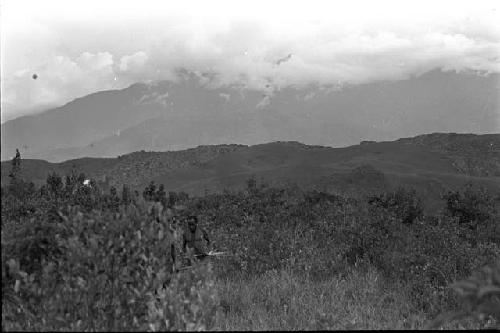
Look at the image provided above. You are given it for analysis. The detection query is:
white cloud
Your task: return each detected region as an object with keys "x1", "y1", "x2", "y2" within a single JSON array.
[
  {"x1": 1, "y1": 0, "x2": 499, "y2": 121},
  {"x1": 1, "y1": 52, "x2": 127, "y2": 120},
  {"x1": 219, "y1": 93, "x2": 231, "y2": 102},
  {"x1": 119, "y1": 51, "x2": 149, "y2": 73},
  {"x1": 78, "y1": 52, "x2": 114, "y2": 72}
]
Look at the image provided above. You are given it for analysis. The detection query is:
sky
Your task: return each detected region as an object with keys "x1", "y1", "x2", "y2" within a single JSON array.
[{"x1": 1, "y1": 0, "x2": 499, "y2": 122}]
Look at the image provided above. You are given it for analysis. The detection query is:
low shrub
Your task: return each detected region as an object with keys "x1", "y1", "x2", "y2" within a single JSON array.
[
  {"x1": 368, "y1": 187, "x2": 424, "y2": 224},
  {"x1": 2, "y1": 204, "x2": 218, "y2": 331},
  {"x1": 428, "y1": 263, "x2": 500, "y2": 329}
]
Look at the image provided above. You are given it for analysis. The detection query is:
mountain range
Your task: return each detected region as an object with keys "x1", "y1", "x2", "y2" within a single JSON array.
[
  {"x1": 2, "y1": 133, "x2": 499, "y2": 213},
  {"x1": 2, "y1": 69, "x2": 499, "y2": 162}
]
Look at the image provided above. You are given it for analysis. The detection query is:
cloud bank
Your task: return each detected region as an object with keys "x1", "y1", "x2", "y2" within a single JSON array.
[{"x1": 1, "y1": 0, "x2": 499, "y2": 121}]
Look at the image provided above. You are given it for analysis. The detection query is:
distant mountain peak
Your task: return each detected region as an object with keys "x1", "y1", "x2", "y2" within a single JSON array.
[{"x1": 2, "y1": 70, "x2": 498, "y2": 162}]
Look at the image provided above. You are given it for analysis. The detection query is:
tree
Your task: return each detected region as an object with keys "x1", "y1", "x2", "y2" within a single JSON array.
[
  {"x1": 443, "y1": 183, "x2": 495, "y2": 227},
  {"x1": 121, "y1": 184, "x2": 131, "y2": 205},
  {"x1": 105, "y1": 186, "x2": 120, "y2": 211},
  {"x1": 368, "y1": 187, "x2": 423, "y2": 224},
  {"x1": 46, "y1": 172, "x2": 63, "y2": 198},
  {"x1": 8, "y1": 149, "x2": 23, "y2": 197},
  {"x1": 246, "y1": 175, "x2": 258, "y2": 194},
  {"x1": 77, "y1": 173, "x2": 86, "y2": 184},
  {"x1": 178, "y1": 191, "x2": 189, "y2": 202},
  {"x1": 168, "y1": 191, "x2": 178, "y2": 207},
  {"x1": 156, "y1": 184, "x2": 166, "y2": 203},
  {"x1": 143, "y1": 181, "x2": 157, "y2": 201},
  {"x1": 9, "y1": 149, "x2": 21, "y2": 180}
]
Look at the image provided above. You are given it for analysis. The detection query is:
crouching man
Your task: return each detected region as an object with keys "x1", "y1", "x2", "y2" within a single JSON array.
[{"x1": 182, "y1": 215, "x2": 210, "y2": 265}]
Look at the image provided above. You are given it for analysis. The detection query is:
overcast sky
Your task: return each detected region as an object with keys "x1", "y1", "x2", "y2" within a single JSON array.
[{"x1": 1, "y1": 0, "x2": 499, "y2": 122}]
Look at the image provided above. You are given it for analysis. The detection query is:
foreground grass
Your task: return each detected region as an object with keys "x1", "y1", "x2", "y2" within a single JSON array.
[
  {"x1": 213, "y1": 266, "x2": 498, "y2": 330},
  {"x1": 214, "y1": 266, "x2": 427, "y2": 330}
]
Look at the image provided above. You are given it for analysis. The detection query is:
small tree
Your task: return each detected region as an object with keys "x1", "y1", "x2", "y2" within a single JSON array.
[
  {"x1": 46, "y1": 172, "x2": 63, "y2": 198},
  {"x1": 246, "y1": 175, "x2": 258, "y2": 194},
  {"x1": 8, "y1": 149, "x2": 23, "y2": 197},
  {"x1": 105, "y1": 186, "x2": 120, "y2": 211},
  {"x1": 9, "y1": 149, "x2": 21, "y2": 180},
  {"x1": 168, "y1": 191, "x2": 178, "y2": 208},
  {"x1": 121, "y1": 184, "x2": 131, "y2": 205},
  {"x1": 443, "y1": 183, "x2": 495, "y2": 227},
  {"x1": 368, "y1": 187, "x2": 423, "y2": 224},
  {"x1": 177, "y1": 191, "x2": 189, "y2": 203},
  {"x1": 143, "y1": 181, "x2": 157, "y2": 202},
  {"x1": 156, "y1": 184, "x2": 166, "y2": 203},
  {"x1": 428, "y1": 263, "x2": 500, "y2": 329}
]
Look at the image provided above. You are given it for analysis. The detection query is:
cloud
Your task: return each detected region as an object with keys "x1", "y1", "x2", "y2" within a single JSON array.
[
  {"x1": 1, "y1": 51, "x2": 127, "y2": 120},
  {"x1": 2, "y1": 1, "x2": 500, "y2": 121},
  {"x1": 136, "y1": 20, "x2": 500, "y2": 94},
  {"x1": 219, "y1": 93, "x2": 231, "y2": 102},
  {"x1": 119, "y1": 51, "x2": 149, "y2": 73}
]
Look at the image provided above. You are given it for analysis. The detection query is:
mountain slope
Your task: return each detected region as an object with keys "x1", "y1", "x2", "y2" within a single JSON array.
[
  {"x1": 2, "y1": 69, "x2": 499, "y2": 162},
  {"x1": 2, "y1": 134, "x2": 499, "y2": 213}
]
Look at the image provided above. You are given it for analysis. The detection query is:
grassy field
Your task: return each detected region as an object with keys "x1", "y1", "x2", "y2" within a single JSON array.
[
  {"x1": 214, "y1": 266, "x2": 424, "y2": 330},
  {"x1": 213, "y1": 265, "x2": 496, "y2": 330},
  {"x1": 2, "y1": 160, "x2": 499, "y2": 330}
]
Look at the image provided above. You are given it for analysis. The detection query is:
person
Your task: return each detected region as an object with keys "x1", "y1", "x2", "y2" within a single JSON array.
[{"x1": 182, "y1": 215, "x2": 210, "y2": 265}]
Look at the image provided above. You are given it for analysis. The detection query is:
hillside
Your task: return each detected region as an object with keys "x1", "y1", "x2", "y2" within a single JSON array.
[
  {"x1": 2, "y1": 133, "x2": 499, "y2": 213},
  {"x1": 2, "y1": 69, "x2": 499, "y2": 162},
  {"x1": 397, "y1": 133, "x2": 500, "y2": 177}
]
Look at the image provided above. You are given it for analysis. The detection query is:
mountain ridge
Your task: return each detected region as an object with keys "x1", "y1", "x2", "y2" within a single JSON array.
[
  {"x1": 2, "y1": 69, "x2": 499, "y2": 162},
  {"x1": 2, "y1": 133, "x2": 499, "y2": 213}
]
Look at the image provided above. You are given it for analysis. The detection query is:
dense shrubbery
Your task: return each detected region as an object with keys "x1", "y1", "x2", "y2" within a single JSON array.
[
  {"x1": 368, "y1": 187, "x2": 424, "y2": 224},
  {"x1": 2, "y1": 202, "x2": 218, "y2": 331},
  {"x1": 189, "y1": 179, "x2": 499, "y2": 324},
  {"x1": 443, "y1": 183, "x2": 496, "y2": 225},
  {"x1": 2, "y1": 152, "x2": 499, "y2": 330},
  {"x1": 427, "y1": 262, "x2": 500, "y2": 329},
  {"x1": 2, "y1": 157, "x2": 217, "y2": 331},
  {"x1": 442, "y1": 183, "x2": 500, "y2": 246}
]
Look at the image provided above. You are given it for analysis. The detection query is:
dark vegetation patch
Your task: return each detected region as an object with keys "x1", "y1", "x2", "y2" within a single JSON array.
[{"x1": 2, "y1": 151, "x2": 499, "y2": 330}]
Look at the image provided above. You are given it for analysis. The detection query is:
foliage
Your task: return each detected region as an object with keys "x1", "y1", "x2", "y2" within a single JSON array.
[
  {"x1": 147, "y1": 262, "x2": 218, "y2": 331},
  {"x1": 1, "y1": 150, "x2": 499, "y2": 330},
  {"x1": 368, "y1": 187, "x2": 424, "y2": 224},
  {"x1": 216, "y1": 266, "x2": 427, "y2": 330},
  {"x1": 428, "y1": 263, "x2": 500, "y2": 329},
  {"x1": 443, "y1": 184, "x2": 495, "y2": 230},
  {"x1": 2, "y1": 204, "x2": 218, "y2": 331},
  {"x1": 2, "y1": 150, "x2": 218, "y2": 331}
]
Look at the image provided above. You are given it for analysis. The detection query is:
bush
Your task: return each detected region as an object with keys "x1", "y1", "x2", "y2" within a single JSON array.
[
  {"x1": 2, "y1": 162, "x2": 499, "y2": 330},
  {"x1": 2, "y1": 203, "x2": 218, "y2": 331},
  {"x1": 368, "y1": 187, "x2": 423, "y2": 224},
  {"x1": 147, "y1": 262, "x2": 218, "y2": 331},
  {"x1": 443, "y1": 184, "x2": 496, "y2": 224},
  {"x1": 428, "y1": 263, "x2": 500, "y2": 329}
]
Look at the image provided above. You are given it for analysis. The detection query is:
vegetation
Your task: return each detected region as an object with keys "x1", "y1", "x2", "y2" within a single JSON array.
[{"x1": 2, "y1": 151, "x2": 499, "y2": 330}]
